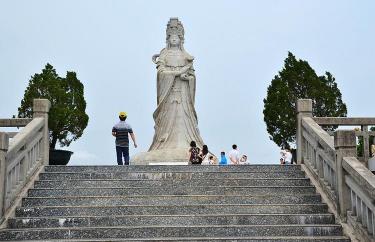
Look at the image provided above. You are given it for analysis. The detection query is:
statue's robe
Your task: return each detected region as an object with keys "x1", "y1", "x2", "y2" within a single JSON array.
[{"x1": 149, "y1": 48, "x2": 204, "y2": 151}]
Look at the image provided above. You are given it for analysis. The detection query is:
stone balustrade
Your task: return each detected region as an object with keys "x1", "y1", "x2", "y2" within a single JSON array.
[
  {"x1": 296, "y1": 99, "x2": 375, "y2": 241},
  {"x1": 313, "y1": 117, "x2": 375, "y2": 166},
  {"x1": 0, "y1": 99, "x2": 50, "y2": 225}
]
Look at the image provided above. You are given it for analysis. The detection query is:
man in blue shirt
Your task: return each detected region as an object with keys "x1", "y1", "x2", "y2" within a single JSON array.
[{"x1": 112, "y1": 112, "x2": 137, "y2": 165}]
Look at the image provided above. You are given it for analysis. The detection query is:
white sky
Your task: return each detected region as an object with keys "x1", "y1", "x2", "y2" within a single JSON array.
[{"x1": 0, "y1": 0, "x2": 374, "y2": 165}]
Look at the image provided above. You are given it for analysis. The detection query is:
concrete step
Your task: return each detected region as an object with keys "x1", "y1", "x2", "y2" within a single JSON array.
[
  {"x1": 22, "y1": 194, "x2": 322, "y2": 207},
  {"x1": 27, "y1": 186, "x2": 316, "y2": 197},
  {"x1": 0, "y1": 225, "x2": 345, "y2": 241},
  {"x1": 16, "y1": 204, "x2": 329, "y2": 217},
  {"x1": 2, "y1": 237, "x2": 351, "y2": 242},
  {"x1": 8, "y1": 214, "x2": 335, "y2": 229},
  {"x1": 34, "y1": 178, "x2": 312, "y2": 188},
  {"x1": 44, "y1": 165, "x2": 302, "y2": 173},
  {"x1": 38, "y1": 171, "x2": 307, "y2": 180}
]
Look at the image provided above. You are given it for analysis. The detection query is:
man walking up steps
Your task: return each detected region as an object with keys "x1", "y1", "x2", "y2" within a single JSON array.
[{"x1": 112, "y1": 112, "x2": 137, "y2": 165}]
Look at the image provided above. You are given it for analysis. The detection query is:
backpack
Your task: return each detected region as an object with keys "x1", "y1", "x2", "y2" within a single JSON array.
[{"x1": 190, "y1": 147, "x2": 201, "y2": 164}]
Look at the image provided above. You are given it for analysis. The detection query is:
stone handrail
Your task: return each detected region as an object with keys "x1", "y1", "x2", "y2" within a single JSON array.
[
  {"x1": 314, "y1": 117, "x2": 375, "y2": 126},
  {"x1": 297, "y1": 99, "x2": 375, "y2": 241},
  {"x1": 300, "y1": 116, "x2": 338, "y2": 208},
  {"x1": 0, "y1": 99, "x2": 50, "y2": 225},
  {"x1": 343, "y1": 157, "x2": 375, "y2": 239},
  {"x1": 0, "y1": 118, "x2": 32, "y2": 128},
  {"x1": 313, "y1": 117, "x2": 375, "y2": 165},
  {"x1": 0, "y1": 118, "x2": 33, "y2": 138}
]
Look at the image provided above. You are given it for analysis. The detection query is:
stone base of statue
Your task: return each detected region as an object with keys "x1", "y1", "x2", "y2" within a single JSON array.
[{"x1": 131, "y1": 148, "x2": 189, "y2": 165}]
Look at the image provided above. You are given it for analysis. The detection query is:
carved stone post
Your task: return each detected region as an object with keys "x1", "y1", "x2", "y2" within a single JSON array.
[
  {"x1": 361, "y1": 125, "x2": 369, "y2": 167},
  {"x1": 334, "y1": 130, "x2": 356, "y2": 221},
  {"x1": 296, "y1": 99, "x2": 313, "y2": 164},
  {"x1": 0, "y1": 132, "x2": 9, "y2": 221},
  {"x1": 33, "y1": 99, "x2": 51, "y2": 165}
]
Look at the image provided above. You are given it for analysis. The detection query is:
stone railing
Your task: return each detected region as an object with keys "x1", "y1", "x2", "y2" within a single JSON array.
[
  {"x1": 0, "y1": 99, "x2": 50, "y2": 224},
  {"x1": 296, "y1": 99, "x2": 375, "y2": 241},
  {"x1": 313, "y1": 117, "x2": 375, "y2": 166}
]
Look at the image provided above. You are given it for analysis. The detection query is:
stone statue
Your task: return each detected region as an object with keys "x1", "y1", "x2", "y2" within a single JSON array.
[{"x1": 131, "y1": 18, "x2": 204, "y2": 164}]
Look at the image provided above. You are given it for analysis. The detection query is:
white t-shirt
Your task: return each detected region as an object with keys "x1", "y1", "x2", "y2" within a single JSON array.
[
  {"x1": 284, "y1": 151, "x2": 293, "y2": 164},
  {"x1": 228, "y1": 149, "x2": 240, "y2": 165}
]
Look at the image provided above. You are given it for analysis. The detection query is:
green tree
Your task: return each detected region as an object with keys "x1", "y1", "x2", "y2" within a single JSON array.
[
  {"x1": 263, "y1": 52, "x2": 347, "y2": 147},
  {"x1": 18, "y1": 63, "x2": 89, "y2": 149}
]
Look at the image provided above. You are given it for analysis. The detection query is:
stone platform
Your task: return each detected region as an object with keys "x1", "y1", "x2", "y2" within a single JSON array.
[{"x1": 130, "y1": 148, "x2": 189, "y2": 165}]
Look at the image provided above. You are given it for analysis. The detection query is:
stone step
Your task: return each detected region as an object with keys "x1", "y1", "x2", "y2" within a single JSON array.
[
  {"x1": 27, "y1": 186, "x2": 316, "y2": 197},
  {"x1": 38, "y1": 171, "x2": 306, "y2": 180},
  {"x1": 3, "y1": 237, "x2": 351, "y2": 242},
  {"x1": 22, "y1": 194, "x2": 322, "y2": 207},
  {"x1": 0, "y1": 225, "x2": 345, "y2": 241},
  {"x1": 34, "y1": 178, "x2": 311, "y2": 188},
  {"x1": 44, "y1": 165, "x2": 302, "y2": 173},
  {"x1": 16, "y1": 204, "x2": 328, "y2": 217},
  {"x1": 8, "y1": 214, "x2": 335, "y2": 229}
]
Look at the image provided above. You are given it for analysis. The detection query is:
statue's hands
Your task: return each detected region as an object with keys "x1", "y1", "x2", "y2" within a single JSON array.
[
  {"x1": 178, "y1": 64, "x2": 192, "y2": 75},
  {"x1": 180, "y1": 73, "x2": 189, "y2": 80}
]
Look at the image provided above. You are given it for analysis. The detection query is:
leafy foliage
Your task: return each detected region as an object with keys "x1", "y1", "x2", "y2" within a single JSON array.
[
  {"x1": 18, "y1": 64, "x2": 89, "y2": 149},
  {"x1": 263, "y1": 52, "x2": 347, "y2": 147}
]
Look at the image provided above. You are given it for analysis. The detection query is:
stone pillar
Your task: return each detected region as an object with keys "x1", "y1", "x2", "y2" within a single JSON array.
[
  {"x1": 296, "y1": 99, "x2": 313, "y2": 164},
  {"x1": 33, "y1": 99, "x2": 51, "y2": 165},
  {"x1": 361, "y1": 125, "x2": 369, "y2": 167},
  {"x1": 0, "y1": 132, "x2": 9, "y2": 221},
  {"x1": 334, "y1": 130, "x2": 356, "y2": 221}
]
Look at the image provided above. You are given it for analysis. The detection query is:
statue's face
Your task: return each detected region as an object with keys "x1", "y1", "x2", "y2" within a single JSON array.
[{"x1": 169, "y1": 34, "x2": 180, "y2": 46}]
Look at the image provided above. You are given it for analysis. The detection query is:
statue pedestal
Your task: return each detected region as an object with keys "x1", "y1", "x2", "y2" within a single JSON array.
[{"x1": 130, "y1": 148, "x2": 189, "y2": 165}]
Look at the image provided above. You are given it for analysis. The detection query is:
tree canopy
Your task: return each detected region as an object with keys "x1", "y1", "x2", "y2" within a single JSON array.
[
  {"x1": 263, "y1": 52, "x2": 347, "y2": 147},
  {"x1": 18, "y1": 63, "x2": 89, "y2": 149}
]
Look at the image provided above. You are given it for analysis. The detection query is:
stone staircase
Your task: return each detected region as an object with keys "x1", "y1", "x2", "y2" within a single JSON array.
[{"x1": 0, "y1": 165, "x2": 350, "y2": 241}]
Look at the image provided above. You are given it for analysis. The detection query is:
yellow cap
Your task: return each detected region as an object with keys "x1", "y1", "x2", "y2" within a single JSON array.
[{"x1": 119, "y1": 112, "x2": 127, "y2": 117}]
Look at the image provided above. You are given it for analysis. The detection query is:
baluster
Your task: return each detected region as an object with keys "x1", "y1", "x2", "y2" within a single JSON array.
[
  {"x1": 330, "y1": 167, "x2": 334, "y2": 188},
  {"x1": 323, "y1": 161, "x2": 327, "y2": 183},
  {"x1": 356, "y1": 196, "x2": 362, "y2": 222},
  {"x1": 351, "y1": 190, "x2": 356, "y2": 216},
  {"x1": 332, "y1": 169, "x2": 337, "y2": 193},
  {"x1": 31, "y1": 145, "x2": 35, "y2": 169},
  {"x1": 317, "y1": 155, "x2": 324, "y2": 179},
  {"x1": 313, "y1": 148, "x2": 317, "y2": 168},
  {"x1": 6, "y1": 170, "x2": 12, "y2": 207},
  {"x1": 367, "y1": 207, "x2": 373, "y2": 235},
  {"x1": 11, "y1": 168, "x2": 16, "y2": 194},
  {"x1": 361, "y1": 201, "x2": 366, "y2": 228},
  {"x1": 21, "y1": 153, "x2": 27, "y2": 184},
  {"x1": 372, "y1": 212, "x2": 375, "y2": 237},
  {"x1": 15, "y1": 162, "x2": 20, "y2": 185}
]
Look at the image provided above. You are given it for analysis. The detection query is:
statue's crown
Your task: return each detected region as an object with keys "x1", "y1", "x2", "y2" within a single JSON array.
[{"x1": 166, "y1": 18, "x2": 184, "y2": 39}]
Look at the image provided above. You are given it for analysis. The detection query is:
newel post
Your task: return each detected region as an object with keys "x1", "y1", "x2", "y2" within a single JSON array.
[
  {"x1": 296, "y1": 99, "x2": 313, "y2": 164},
  {"x1": 33, "y1": 99, "x2": 51, "y2": 165},
  {"x1": 334, "y1": 130, "x2": 356, "y2": 221},
  {"x1": 0, "y1": 132, "x2": 9, "y2": 221}
]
